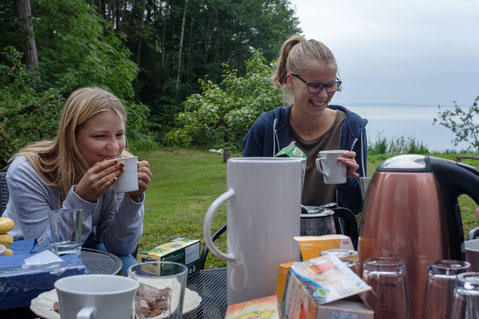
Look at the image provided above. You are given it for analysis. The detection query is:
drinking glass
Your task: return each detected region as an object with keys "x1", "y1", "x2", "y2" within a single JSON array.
[
  {"x1": 320, "y1": 248, "x2": 359, "y2": 274},
  {"x1": 422, "y1": 260, "x2": 470, "y2": 319},
  {"x1": 362, "y1": 257, "x2": 410, "y2": 319},
  {"x1": 450, "y1": 272, "x2": 479, "y2": 319},
  {"x1": 128, "y1": 261, "x2": 188, "y2": 319},
  {"x1": 48, "y1": 208, "x2": 82, "y2": 255}
]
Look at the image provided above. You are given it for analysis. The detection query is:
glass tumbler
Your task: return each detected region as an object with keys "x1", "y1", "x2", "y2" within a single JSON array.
[
  {"x1": 320, "y1": 248, "x2": 359, "y2": 274},
  {"x1": 128, "y1": 261, "x2": 188, "y2": 319},
  {"x1": 450, "y1": 272, "x2": 479, "y2": 319},
  {"x1": 362, "y1": 257, "x2": 410, "y2": 319},
  {"x1": 422, "y1": 260, "x2": 470, "y2": 319}
]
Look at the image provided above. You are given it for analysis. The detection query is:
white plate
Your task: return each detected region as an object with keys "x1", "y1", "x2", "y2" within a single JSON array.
[{"x1": 30, "y1": 285, "x2": 202, "y2": 319}]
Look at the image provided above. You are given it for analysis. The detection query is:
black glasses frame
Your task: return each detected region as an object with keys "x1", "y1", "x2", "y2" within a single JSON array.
[{"x1": 292, "y1": 74, "x2": 342, "y2": 94}]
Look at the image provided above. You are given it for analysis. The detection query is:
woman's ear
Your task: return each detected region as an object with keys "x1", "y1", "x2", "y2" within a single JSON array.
[{"x1": 286, "y1": 73, "x2": 294, "y2": 89}]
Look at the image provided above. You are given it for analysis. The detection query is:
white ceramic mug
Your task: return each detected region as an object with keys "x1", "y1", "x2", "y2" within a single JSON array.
[
  {"x1": 203, "y1": 157, "x2": 303, "y2": 305},
  {"x1": 54, "y1": 274, "x2": 139, "y2": 319},
  {"x1": 315, "y1": 150, "x2": 348, "y2": 184},
  {"x1": 465, "y1": 239, "x2": 479, "y2": 272},
  {"x1": 114, "y1": 156, "x2": 139, "y2": 193}
]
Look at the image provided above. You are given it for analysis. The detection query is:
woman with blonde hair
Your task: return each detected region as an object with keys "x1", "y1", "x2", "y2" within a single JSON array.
[
  {"x1": 3, "y1": 87, "x2": 152, "y2": 275},
  {"x1": 242, "y1": 35, "x2": 367, "y2": 214}
]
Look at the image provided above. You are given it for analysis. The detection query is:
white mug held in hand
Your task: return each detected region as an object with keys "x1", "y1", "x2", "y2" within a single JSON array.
[
  {"x1": 315, "y1": 150, "x2": 348, "y2": 184},
  {"x1": 114, "y1": 156, "x2": 139, "y2": 193},
  {"x1": 54, "y1": 274, "x2": 139, "y2": 319}
]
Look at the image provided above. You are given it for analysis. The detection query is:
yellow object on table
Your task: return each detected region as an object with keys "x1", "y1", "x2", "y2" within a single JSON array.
[
  {"x1": 0, "y1": 217, "x2": 14, "y2": 233},
  {"x1": 4, "y1": 248, "x2": 13, "y2": 255},
  {"x1": 0, "y1": 233, "x2": 13, "y2": 247}
]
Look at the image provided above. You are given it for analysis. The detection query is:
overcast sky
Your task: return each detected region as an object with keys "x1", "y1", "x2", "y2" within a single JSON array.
[{"x1": 288, "y1": 0, "x2": 479, "y2": 106}]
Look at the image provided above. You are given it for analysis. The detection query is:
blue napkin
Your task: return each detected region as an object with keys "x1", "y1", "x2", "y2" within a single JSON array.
[{"x1": 0, "y1": 239, "x2": 88, "y2": 310}]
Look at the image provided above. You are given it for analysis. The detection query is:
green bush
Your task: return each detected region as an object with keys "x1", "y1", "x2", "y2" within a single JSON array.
[
  {"x1": 368, "y1": 132, "x2": 429, "y2": 155},
  {"x1": 0, "y1": 47, "x2": 65, "y2": 169},
  {"x1": 434, "y1": 97, "x2": 479, "y2": 152},
  {"x1": 167, "y1": 50, "x2": 283, "y2": 152}
]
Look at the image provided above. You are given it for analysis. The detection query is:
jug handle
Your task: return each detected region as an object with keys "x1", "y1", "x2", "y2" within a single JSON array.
[
  {"x1": 315, "y1": 158, "x2": 328, "y2": 178},
  {"x1": 203, "y1": 189, "x2": 236, "y2": 262}
]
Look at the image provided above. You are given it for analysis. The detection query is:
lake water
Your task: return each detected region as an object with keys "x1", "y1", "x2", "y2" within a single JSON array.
[{"x1": 344, "y1": 104, "x2": 470, "y2": 152}]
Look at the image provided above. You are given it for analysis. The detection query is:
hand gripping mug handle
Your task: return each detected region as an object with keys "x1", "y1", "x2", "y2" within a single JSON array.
[
  {"x1": 315, "y1": 158, "x2": 329, "y2": 178},
  {"x1": 77, "y1": 307, "x2": 95, "y2": 319},
  {"x1": 203, "y1": 189, "x2": 236, "y2": 262}
]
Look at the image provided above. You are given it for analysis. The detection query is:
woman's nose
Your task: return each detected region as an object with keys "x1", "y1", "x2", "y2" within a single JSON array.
[{"x1": 106, "y1": 139, "x2": 119, "y2": 152}]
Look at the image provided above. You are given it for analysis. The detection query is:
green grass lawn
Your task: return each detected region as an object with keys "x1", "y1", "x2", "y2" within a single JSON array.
[{"x1": 138, "y1": 149, "x2": 479, "y2": 269}]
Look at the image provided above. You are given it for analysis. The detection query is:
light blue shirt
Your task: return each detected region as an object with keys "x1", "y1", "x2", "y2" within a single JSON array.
[{"x1": 3, "y1": 156, "x2": 144, "y2": 256}]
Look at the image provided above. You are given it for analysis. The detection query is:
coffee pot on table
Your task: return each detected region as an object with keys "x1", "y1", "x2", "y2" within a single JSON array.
[
  {"x1": 203, "y1": 157, "x2": 304, "y2": 305},
  {"x1": 359, "y1": 154, "x2": 479, "y2": 319}
]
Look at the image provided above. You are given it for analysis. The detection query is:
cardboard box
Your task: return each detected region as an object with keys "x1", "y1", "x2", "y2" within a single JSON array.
[
  {"x1": 276, "y1": 261, "x2": 295, "y2": 302},
  {"x1": 137, "y1": 238, "x2": 200, "y2": 277},
  {"x1": 282, "y1": 256, "x2": 373, "y2": 319},
  {"x1": 225, "y1": 295, "x2": 281, "y2": 319},
  {"x1": 295, "y1": 235, "x2": 353, "y2": 261}
]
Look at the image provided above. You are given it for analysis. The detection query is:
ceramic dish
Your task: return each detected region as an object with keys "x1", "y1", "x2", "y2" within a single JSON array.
[{"x1": 30, "y1": 285, "x2": 202, "y2": 319}]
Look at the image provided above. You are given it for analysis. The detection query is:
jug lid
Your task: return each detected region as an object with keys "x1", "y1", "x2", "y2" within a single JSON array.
[
  {"x1": 377, "y1": 154, "x2": 430, "y2": 172},
  {"x1": 300, "y1": 205, "x2": 334, "y2": 218}
]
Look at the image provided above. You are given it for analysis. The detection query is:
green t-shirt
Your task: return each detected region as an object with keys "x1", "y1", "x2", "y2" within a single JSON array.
[{"x1": 290, "y1": 110, "x2": 346, "y2": 206}]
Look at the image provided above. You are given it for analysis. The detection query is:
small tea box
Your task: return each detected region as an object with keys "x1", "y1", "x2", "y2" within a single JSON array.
[
  {"x1": 282, "y1": 256, "x2": 373, "y2": 319},
  {"x1": 275, "y1": 261, "x2": 295, "y2": 303},
  {"x1": 225, "y1": 295, "x2": 281, "y2": 319},
  {"x1": 137, "y1": 238, "x2": 200, "y2": 277},
  {"x1": 294, "y1": 234, "x2": 353, "y2": 261}
]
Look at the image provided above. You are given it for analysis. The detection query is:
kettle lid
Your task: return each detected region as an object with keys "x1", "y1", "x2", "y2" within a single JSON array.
[
  {"x1": 300, "y1": 205, "x2": 334, "y2": 218},
  {"x1": 377, "y1": 154, "x2": 431, "y2": 172}
]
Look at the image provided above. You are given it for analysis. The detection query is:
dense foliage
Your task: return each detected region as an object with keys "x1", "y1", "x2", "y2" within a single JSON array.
[
  {"x1": 86, "y1": 0, "x2": 300, "y2": 136},
  {"x1": 0, "y1": 0, "x2": 155, "y2": 167},
  {"x1": 0, "y1": 0, "x2": 301, "y2": 164},
  {"x1": 168, "y1": 50, "x2": 283, "y2": 151},
  {"x1": 434, "y1": 97, "x2": 479, "y2": 152},
  {"x1": 0, "y1": 47, "x2": 64, "y2": 169}
]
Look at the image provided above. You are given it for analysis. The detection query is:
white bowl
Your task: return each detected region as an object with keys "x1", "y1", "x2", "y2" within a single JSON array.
[{"x1": 0, "y1": 244, "x2": 5, "y2": 256}]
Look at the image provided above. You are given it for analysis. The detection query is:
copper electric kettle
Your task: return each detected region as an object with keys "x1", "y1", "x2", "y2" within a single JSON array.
[{"x1": 359, "y1": 154, "x2": 479, "y2": 319}]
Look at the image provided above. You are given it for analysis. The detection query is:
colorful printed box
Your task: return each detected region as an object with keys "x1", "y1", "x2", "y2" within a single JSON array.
[
  {"x1": 137, "y1": 238, "x2": 200, "y2": 277},
  {"x1": 225, "y1": 295, "x2": 281, "y2": 319}
]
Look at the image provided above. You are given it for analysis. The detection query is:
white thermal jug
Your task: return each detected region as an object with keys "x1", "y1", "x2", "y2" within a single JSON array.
[{"x1": 203, "y1": 157, "x2": 303, "y2": 305}]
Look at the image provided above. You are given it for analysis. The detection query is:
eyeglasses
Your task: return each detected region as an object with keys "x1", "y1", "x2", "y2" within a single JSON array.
[{"x1": 292, "y1": 74, "x2": 342, "y2": 94}]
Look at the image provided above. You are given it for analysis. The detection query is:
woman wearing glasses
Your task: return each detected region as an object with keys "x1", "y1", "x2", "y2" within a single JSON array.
[{"x1": 242, "y1": 35, "x2": 367, "y2": 214}]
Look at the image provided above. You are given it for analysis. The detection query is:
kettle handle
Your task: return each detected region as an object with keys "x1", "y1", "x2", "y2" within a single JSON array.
[
  {"x1": 203, "y1": 189, "x2": 236, "y2": 262},
  {"x1": 468, "y1": 227, "x2": 479, "y2": 240},
  {"x1": 333, "y1": 207, "x2": 359, "y2": 250},
  {"x1": 315, "y1": 158, "x2": 328, "y2": 178}
]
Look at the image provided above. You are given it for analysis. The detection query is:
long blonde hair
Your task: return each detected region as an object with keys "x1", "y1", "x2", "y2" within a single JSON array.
[
  {"x1": 14, "y1": 87, "x2": 128, "y2": 200},
  {"x1": 271, "y1": 35, "x2": 337, "y2": 90}
]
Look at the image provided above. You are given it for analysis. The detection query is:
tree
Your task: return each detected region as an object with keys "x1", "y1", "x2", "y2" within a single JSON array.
[
  {"x1": 433, "y1": 97, "x2": 479, "y2": 152},
  {"x1": 167, "y1": 50, "x2": 283, "y2": 151},
  {"x1": 13, "y1": 0, "x2": 38, "y2": 69}
]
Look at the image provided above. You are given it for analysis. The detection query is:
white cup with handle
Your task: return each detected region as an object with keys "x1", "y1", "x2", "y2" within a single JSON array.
[
  {"x1": 54, "y1": 274, "x2": 139, "y2": 319},
  {"x1": 113, "y1": 156, "x2": 139, "y2": 193},
  {"x1": 315, "y1": 150, "x2": 348, "y2": 184}
]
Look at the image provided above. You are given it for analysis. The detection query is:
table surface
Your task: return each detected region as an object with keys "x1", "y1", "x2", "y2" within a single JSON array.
[
  {"x1": 0, "y1": 248, "x2": 123, "y2": 319},
  {"x1": 0, "y1": 267, "x2": 227, "y2": 319},
  {"x1": 81, "y1": 248, "x2": 123, "y2": 276},
  {"x1": 185, "y1": 268, "x2": 227, "y2": 319}
]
